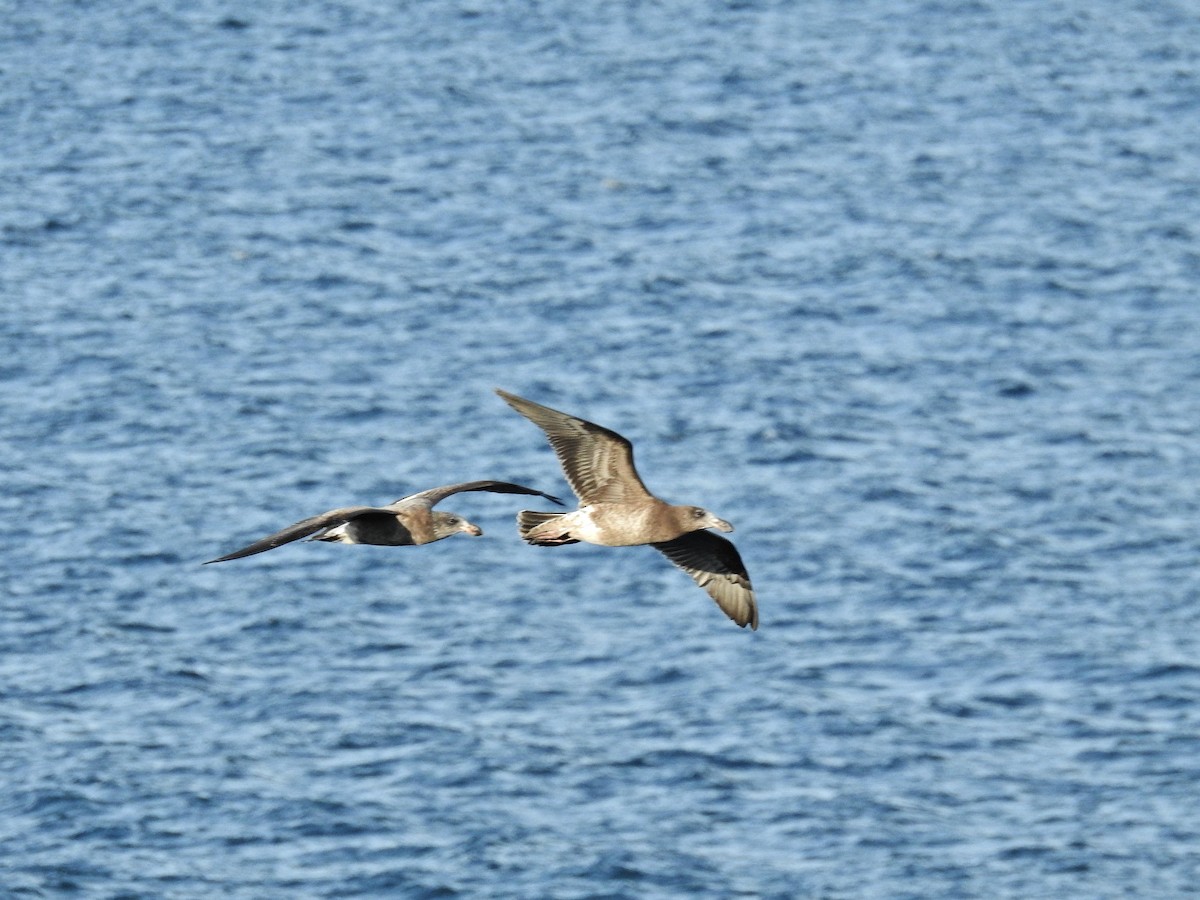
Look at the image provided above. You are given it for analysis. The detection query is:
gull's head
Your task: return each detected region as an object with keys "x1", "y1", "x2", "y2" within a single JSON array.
[
  {"x1": 433, "y1": 512, "x2": 483, "y2": 539},
  {"x1": 684, "y1": 506, "x2": 733, "y2": 533}
]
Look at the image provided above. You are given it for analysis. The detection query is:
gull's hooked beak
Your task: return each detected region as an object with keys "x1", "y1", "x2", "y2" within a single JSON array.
[
  {"x1": 462, "y1": 522, "x2": 483, "y2": 536},
  {"x1": 700, "y1": 513, "x2": 729, "y2": 535}
]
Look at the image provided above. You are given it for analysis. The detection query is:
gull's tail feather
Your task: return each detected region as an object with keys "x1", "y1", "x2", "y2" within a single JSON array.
[{"x1": 516, "y1": 510, "x2": 579, "y2": 545}]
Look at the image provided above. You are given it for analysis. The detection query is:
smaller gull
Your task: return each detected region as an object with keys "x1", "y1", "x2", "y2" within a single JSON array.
[
  {"x1": 497, "y1": 389, "x2": 758, "y2": 629},
  {"x1": 205, "y1": 480, "x2": 563, "y2": 564}
]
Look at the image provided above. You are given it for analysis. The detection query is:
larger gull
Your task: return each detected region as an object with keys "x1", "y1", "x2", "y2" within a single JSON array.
[
  {"x1": 205, "y1": 480, "x2": 563, "y2": 564},
  {"x1": 496, "y1": 389, "x2": 758, "y2": 629}
]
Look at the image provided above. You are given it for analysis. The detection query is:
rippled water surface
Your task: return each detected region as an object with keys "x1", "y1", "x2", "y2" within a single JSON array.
[{"x1": 4, "y1": 1, "x2": 1200, "y2": 897}]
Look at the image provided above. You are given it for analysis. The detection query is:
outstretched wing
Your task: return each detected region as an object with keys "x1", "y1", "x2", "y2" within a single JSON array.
[
  {"x1": 204, "y1": 506, "x2": 396, "y2": 563},
  {"x1": 652, "y1": 532, "x2": 758, "y2": 630},
  {"x1": 496, "y1": 390, "x2": 653, "y2": 505},
  {"x1": 392, "y1": 480, "x2": 564, "y2": 510}
]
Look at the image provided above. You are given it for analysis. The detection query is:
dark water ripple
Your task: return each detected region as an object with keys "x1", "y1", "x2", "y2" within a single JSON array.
[{"x1": 4, "y1": 0, "x2": 1200, "y2": 897}]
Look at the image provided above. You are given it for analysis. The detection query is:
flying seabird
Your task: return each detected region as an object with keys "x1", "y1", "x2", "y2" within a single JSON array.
[
  {"x1": 205, "y1": 480, "x2": 563, "y2": 564},
  {"x1": 496, "y1": 389, "x2": 758, "y2": 629}
]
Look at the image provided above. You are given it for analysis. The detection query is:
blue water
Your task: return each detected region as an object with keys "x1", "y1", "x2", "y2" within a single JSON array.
[{"x1": 4, "y1": 1, "x2": 1200, "y2": 896}]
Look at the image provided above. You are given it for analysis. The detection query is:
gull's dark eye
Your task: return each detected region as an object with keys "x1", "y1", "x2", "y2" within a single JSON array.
[{"x1": 693, "y1": 508, "x2": 706, "y2": 519}]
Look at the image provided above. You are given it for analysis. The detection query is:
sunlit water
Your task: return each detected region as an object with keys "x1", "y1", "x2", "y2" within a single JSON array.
[{"x1": 3, "y1": 2, "x2": 1199, "y2": 897}]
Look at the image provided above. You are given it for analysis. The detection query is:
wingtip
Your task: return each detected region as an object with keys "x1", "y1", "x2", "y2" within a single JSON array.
[
  {"x1": 495, "y1": 388, "x2": 534, "y2": 410},
  {"x1": 733, "y1": 606, "x2": 759, "y2": 630}
]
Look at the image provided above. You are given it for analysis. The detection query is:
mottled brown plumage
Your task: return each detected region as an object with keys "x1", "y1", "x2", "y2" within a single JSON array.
[
  {"x1": 205, "y1": 480, "x2": 562, "y2": 564},
  {"x1": 497, "y1": 390, "x2": 758, "y2": 629}
]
